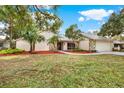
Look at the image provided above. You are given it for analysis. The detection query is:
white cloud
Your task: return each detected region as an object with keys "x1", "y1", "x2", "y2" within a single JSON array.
[
  {"x1": 78, "y1": 17, "x2": 85, "y2": 22},
  {"x1": 0, "y1": 22, "x2": 5, "y2": 29},
  {"x1": 43, "y1": 5, "x2": 55, "y2": 10},
  {"x1": 78, "y1": 9, "x2": 113, "y2": 21},
  {"x1": 36, "y1": 5, "x2": 53, "y2": 10},
  {"x1": 98, "y1": 21, "x2": 105, "y2": 25},
  {"x1": 44, "y1": 5, "x2": 51, "y2": 10}
]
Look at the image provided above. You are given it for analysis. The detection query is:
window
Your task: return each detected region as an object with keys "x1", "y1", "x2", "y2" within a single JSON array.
[
  {"x1": 0, "y1": 43, "x2": 3, "y2": 47},
  {"x1": 114, "y1": 44, "x2": 119, "y2": 47},
  {"x1": 67, "y1": 43, "x2": 75, "y2": 50},
  {"x1": 121, "y1": 44, "x2": 124, "y2": 49}
]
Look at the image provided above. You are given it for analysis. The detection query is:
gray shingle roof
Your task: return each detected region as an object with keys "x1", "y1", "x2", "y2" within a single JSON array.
[
  {"x1": 113, "y1": 40, "x2": 124, "y2": 44},
  {"x1": 81, "y1": 33, "x2": 112, "y2": 41},
  {"x1": 59, "y1": 33, "x2": 112, "y2": 42},
  {"x1": 59, "y1": 36, "x2": 74, "y2": 41}
]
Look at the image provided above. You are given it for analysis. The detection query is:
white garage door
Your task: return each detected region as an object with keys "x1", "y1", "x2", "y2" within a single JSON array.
[{"x1": 95, "y1": 41, "x2": 112, "y2": 52}]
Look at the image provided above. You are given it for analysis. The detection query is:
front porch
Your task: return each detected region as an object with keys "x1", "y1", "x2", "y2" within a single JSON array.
[{"x1": 57, "y1": 41, "x2": 78, "y2": 51}]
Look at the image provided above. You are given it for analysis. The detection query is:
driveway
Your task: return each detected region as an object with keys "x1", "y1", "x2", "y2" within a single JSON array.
[
  {"x1": 99, "y1": 52, "x2": 124, "y2": 56},
  {"x1": 59, "y1": 51, "x2": 124, "y2": 56}
]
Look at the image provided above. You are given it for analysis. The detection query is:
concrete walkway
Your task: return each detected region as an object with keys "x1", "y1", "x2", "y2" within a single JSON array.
[{"x1": 59, "y1": 51, "x2": 124, "y2": 56}]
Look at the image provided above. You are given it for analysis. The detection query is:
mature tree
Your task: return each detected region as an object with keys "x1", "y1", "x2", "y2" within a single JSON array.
[
  {"x1": 33, "y1": 11, "x2": 62, "y2": 34},
  {"x1": 29, "y1": 5, "x2": 62, "y2": 34},
  {"x1": 65, "y1": 24, "x2": 84, "y2": 48},
  {"x1": 112, "y1": 34, "x2": 124, "y2": 40},
  {"x1": 98, "y1": 9, "x2": 124, "y2": 39},
  {"x1": 23, "y1": 24, "x2": 45, "y2": 52},
  {"x1": 23, "y1": 6, "x2": 62, "y2": 52},
  {"x1": 0, "y1": 5, "x2": 32, "y2": 49},
  {"x1": 65, "y1": 24, "x2": 84, "y2": 41},
  {"x1": 31, "y1": 6, "x2": 63, "y2": 51},
  {"x1": 22, "y1": 13, "x2": 62, "y2": 52},
  {"x1": 0, "y1": 5, "x2": 62, "y2": 51}
]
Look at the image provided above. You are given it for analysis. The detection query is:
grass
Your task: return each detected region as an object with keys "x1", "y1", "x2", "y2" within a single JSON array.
[{"x1": 0, "y1": 54, "x2": 124, "y2": 88}]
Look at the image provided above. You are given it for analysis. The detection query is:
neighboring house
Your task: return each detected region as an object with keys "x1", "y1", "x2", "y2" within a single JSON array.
[
  {"x1": 0, "y1": 31, "x2": 114, "y2": 52},
  {"x1": 0, "y1": 30, "x2": 8, "y2": 49}
]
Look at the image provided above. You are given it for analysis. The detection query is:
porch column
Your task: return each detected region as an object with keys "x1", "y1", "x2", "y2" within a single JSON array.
[
  {"x1": 63, "y1": 42, "x2": 67, "y2": 51},
  {"x1": 117, "y1": 45, "x2": 121, "y2": 51},
  {"x1": 89, "y1": 39, "x2": 96, "y2": 51}
]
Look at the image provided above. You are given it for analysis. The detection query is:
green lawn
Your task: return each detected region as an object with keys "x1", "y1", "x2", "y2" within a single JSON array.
[{"x1": 0, "y1": 54, "x2": 124, "y2": 88}]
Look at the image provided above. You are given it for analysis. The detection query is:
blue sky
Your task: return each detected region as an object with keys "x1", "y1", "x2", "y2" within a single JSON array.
[
  {"x1": 55, "y1": 5, "x2": 124, "y2": 34},
  {"x1": 0, "y1": 5, "x2": 124, "y2": 34}
]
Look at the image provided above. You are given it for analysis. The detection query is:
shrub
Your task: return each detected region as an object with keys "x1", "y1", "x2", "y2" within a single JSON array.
[
  {"x1": 68, "y1": 48, "x2": 96, "y2": 52},
  {"x1": 0, "y1": 48, "x2": 24, "y2": 54},
  {"x1": 90, "y1": 50, "x2": 97, "y2": 52},
  {"x1": 72, "y1": 48, "x2": 84, "y2": 52},
  {"x1": 69, "y1": 48, "x2": 89, "y2": 52},
  {"x1": 120, "y1": 49, "x2": 124, "y2": 52}
]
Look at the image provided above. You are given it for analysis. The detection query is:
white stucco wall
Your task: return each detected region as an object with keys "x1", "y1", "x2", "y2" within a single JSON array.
[
  {"x1": 16, "y1": 31, "x2": 54, "y2": 51},
  {"x1": 35, "y1": 41, "x2": 50, "y2": 51},
  {"x1": 95, "y1": 40, "x2": 113, "y2": 52},
  {"x1": 79, "y1": 39, "x2": 89, "y2": 50},
  {"x1": 35, "y1": 31, "x2": 54, "y2": 51},
  {"x1": 79, "y1": 39, "x2": 113, "y2": 52},
  {"x1": 16, "y1": 40, "x2": 30, "y2": 51},
  {"x1": 16, "y1": 40, "x2": 51, "y2": 51}
]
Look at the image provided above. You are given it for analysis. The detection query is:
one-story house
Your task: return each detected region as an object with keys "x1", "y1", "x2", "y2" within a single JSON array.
[{"x1": 0, "y1": 31, "x2": 114, "y2": 52}]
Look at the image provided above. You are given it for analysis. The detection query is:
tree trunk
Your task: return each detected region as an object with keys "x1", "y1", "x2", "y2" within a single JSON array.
[
  {"x1": 30, "y1": 42, "x2": 33, "y2": 53},
  {"x1": 9, "y1": 23, "x2": 13, "y2": 49},
  {"x1": 73, "y1": 40, "x2": 76, "y2": 50},
  {"x1": 53, "y1": 42, "x2": 57, "y2": 51},
  {"x1": 13, "y1": 41, "x2": 16, "y2": 49},
  {"x1": 10, "y1": 40, "x2": 16, "y2": 49},
  {"x1": 32, "y1": 42, "x2": 35, "y2": 51},
  {"x1": 9, "y1": 17, "x2": 16, "y2": 49},
  {"x1": 77, "y1": 41, "x2": 80, "y2": 49}
]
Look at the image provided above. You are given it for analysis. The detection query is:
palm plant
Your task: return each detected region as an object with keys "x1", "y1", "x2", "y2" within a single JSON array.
[
  {"x1": 23, "y1": 24, "x2": 45, "y2": 52},
  {"x1": 48, "y1": 35, "x2": 60, "y2": 51}
]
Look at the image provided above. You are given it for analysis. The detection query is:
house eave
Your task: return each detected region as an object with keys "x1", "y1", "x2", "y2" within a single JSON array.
[{"x1": 59, "y1": 40, "x2": 78, "y2": 42}]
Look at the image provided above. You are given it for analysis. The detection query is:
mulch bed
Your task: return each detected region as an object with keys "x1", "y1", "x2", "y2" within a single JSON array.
[
  {"x1": 0, "y1": 51, "x2": 64, "y2": 56},
  {"x1": 66, "y1": 51, "x2": 94, "y2": 54}
]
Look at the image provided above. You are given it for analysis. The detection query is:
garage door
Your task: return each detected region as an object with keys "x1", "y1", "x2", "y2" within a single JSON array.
[{"x1": 95, "y1": 41, "x2": 112, "y2": 52}]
